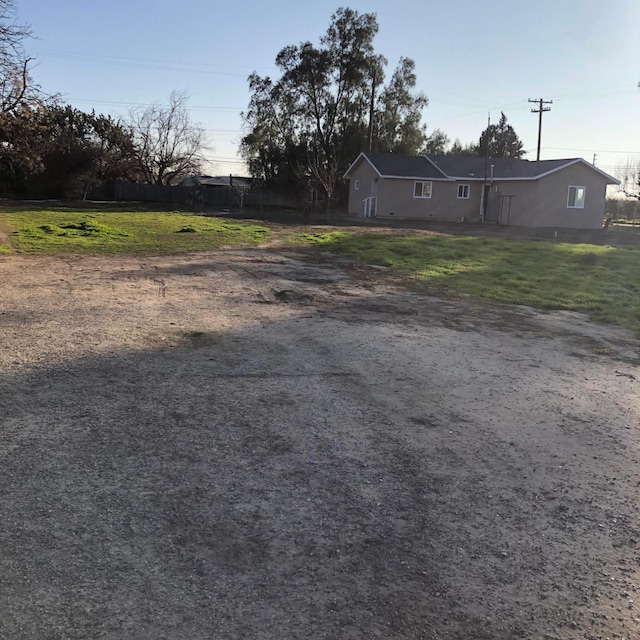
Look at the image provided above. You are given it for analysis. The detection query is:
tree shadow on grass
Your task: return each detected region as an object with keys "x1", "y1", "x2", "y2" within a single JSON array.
[{"x1": 305, "y1": 233, "x2": 640, "y2": 333}]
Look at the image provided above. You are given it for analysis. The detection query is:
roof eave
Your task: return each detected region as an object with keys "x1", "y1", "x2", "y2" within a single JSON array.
[
  {"x1": 534, "y1": 158, "x2": 620, "y2": 183},
  {"x1": 381, "y1": 175, "x2": 454, "y2": 181},
  {"x1": 343, "y1": 152, "x2": 382, "y2": 179},
  {"x1": 446, "y1": 176, "x2": 537, "y2": 182},
  {"x1": 345, "y1": 153, "x2": 621, "y2": 185}
]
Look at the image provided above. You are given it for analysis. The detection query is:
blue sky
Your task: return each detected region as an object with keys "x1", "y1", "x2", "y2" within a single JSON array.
[{"x1": 18, "y1": 0, "x2": 640, "y2": 181}]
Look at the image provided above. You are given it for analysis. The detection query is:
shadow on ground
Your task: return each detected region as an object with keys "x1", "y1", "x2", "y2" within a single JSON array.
[{"x1": 1, "y1": 252, "x2": 639, "y2": 639}]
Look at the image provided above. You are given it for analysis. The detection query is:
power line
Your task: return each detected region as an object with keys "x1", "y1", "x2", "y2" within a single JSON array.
[
  {"x1": 542, "y1": 146, "x2": 640, "y2": 155},
  {"x1": 36, "y1": 49, "x2": 275, "y2": 77},
  {"x1": 428, "y1": 99, "x2": 533, "y2": 126},
  {"x1": 70, "y1": 98, "x2": 242, "y2": 112},
  {"x1": 551, "y1": 87, "x2": 636, "y2": 101}
]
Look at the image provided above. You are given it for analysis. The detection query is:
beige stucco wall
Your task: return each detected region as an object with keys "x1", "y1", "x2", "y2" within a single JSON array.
[
  {"x1": 495, "y1": 163, "x2": 610, "y2": 229},
  {"x1": 489, "y1": 180, "x2": 539, "y2": 225},
  {"x1": 347, "y1": 158, "x2": 482, "y2": 221},
  {"x1": 346, "y1": 159, "x2": 379, "y2": 216},
  {"x1": 347, "y1": 157, "x2": 611, "y2": 228},
  {"x1": 375, "y1": 178, "x2": 481, "y2": 221}
]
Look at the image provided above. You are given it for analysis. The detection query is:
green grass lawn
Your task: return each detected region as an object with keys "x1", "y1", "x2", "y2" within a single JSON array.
[
  {"x1": 0, "y1": 207, "x2": 270, "y2": 254},
  {"x1": 296, "y1": 231, "x2": 640, "y2": 334},
  {"x1": 2, "y1": 205, "x2": 639, "y2": 334}
]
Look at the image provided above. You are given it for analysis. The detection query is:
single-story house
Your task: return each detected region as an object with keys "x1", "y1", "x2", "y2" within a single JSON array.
[{"x1": 343, "y1": 152, "x2": 620, "y2": 229}]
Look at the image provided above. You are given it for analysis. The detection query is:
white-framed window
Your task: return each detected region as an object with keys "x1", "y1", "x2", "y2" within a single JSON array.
[
  {"x1": 413, "y1": 181, "x2": 432, "y2": 199},
  {"x1": 567, "y1": 185, "x2": 586, "y2": 209},
  {"x1": 354, "y1": 179, "x2": 360, "y2": 190},
  {"x1": 457, "y1": 184, "x2": 470, "y2": 199}
]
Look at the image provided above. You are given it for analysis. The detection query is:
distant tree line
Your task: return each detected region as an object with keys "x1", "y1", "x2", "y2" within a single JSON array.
[
  {"x1": 0, "y1": 0, "x2": 529, "y2": 202},
  {"x1": 0, "y1": 102, "x2": 134, "y2": 198},
  {"x1": 0, "y1": 1, "x2": 208, "y2": 198},
  {"x1": 424, "y1": 113, "x2": 525, "y2": 160},
  {"x1": 605, "y1": 197, "x2": 640, "y2": 221},
  {"x1": 0, "y1": 90, "x2": 207, "y2": 198}
]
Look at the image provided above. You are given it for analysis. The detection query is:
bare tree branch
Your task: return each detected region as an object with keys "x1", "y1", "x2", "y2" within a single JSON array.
[
  {"x1": 0, "y1": 0, "x2": 37, "y2": 114},
  {"x1": 615, "y1": 156, "x2": 640, "y2": 201},
  {"x1": 128, "y1": 91, "x2": 209, "y2": 185}
]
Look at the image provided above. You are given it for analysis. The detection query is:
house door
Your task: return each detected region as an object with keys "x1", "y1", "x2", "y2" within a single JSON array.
[
  {"x1": 484, "y1": 189, "x2": 501, "y2": 223},
  {"x1": 366, "y1": 179, "x2": 377, "y2": 216},
  {"x1": 498, "y1": 195, "x2": 515, "y2": 225}
]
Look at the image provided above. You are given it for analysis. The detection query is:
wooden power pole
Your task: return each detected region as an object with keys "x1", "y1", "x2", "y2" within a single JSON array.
[
  {"x1": 528, "y1": 98, "x2": 552, "y2": 161},
  {"x1": 368, "y1": 68, "x2": 377, "y2": 152}
]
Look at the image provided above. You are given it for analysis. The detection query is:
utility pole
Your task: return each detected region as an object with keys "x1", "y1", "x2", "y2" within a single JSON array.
[
  {"x1": 480, "y1": 112, "x2": 490, "y2": 222},
  {"x1": 528, "y1": 98, "x2": 552, "y2": 161},
  {"x1": 592, "y1": 153, "x2": 597, "y2": 166},
  {"x1": 368, "y1": 67, "x2": 377, "y2": 152}
]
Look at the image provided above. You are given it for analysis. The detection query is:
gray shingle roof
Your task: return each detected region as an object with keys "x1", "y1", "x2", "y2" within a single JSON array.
[
  {"x1": 359, "y1": 152, "x2": 448, "y2": 179},
  {"x1": 347, "y1": 151, "x2": 618, "y2": 183},
  {"x1": 425, "y1": 155, "x2": 577, "y2": 179}
]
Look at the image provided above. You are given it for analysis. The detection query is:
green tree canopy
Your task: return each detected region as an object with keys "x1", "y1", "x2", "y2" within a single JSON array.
[
  {"x1": 240, "y1": 7, "x2": 429, "y2": 205},
  {"x1": 0, "y1": 102, "x2": 136, "y2": 197},
  {"x1": 423, "y1": 128, "x2": 450, "y2": 155},
  {"x1": 376, "y1": 57, "x2": 428, "y2": 155},
  {"x1": 477, "y1": 112, "x2": 525, "y2": 159},
  {"x1": 447, "y1": 139, "x2": 478, "y2": 157}
]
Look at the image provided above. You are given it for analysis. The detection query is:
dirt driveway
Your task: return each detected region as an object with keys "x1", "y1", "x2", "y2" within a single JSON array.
[{"x1": 1, "y1": 248, "x2": 639, "y2": 640}]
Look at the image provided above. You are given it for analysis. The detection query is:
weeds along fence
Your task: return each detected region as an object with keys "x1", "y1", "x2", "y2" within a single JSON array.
[{"x1": 109, "y1": 180, "x2": 300, "y2": 210}]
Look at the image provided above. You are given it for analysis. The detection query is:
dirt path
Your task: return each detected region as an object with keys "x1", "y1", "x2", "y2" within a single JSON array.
[
  {"x1": 1, "y1": 249, "x2": 639, "y2": 639},
  {"x1": 0, "y1": 215, "x2": 11, "y2": 247}
]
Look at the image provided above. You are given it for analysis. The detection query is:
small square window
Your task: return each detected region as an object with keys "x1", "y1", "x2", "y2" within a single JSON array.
[
  {"x1": 413, "y1": 181, "x2": 432, "y2": 198},
  {"x1": 457, "y1": 184, "x2": 470, "y2": 199},
  {"x1": 354, "y1": 179, "x2": 360, "y2": 191},
  {"x1": 567, "y1": 185, "x2": 585, "y2": 208}
]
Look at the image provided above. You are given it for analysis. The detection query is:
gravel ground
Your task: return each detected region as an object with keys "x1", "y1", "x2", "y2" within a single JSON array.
[{"x1": 1, "y1": 248, "x2": 639, "y2": 640}]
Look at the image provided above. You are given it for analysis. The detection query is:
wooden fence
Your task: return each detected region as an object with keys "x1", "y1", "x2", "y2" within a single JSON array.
[{"x1": 109, "y1": 181, "x2": 300, "y2": 210}]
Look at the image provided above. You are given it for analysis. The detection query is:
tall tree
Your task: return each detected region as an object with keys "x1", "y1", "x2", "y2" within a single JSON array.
[
  {"x1": 275, "y1": 7, "x2": 380, "y2": 205},
  {"x1": 477, "y1": 112, "x2": 525, "y2": 159},
  {"x1": 0, "y1": 0, "x2": 36, "y2": 113},
  {"x1": 240, "y1": 8, "x2": 428, "y2": 205},
  {"x1": 89, "y1": 111, "x2": 137, "y2": 183},
  {"x1": 240, "y1": 73, "x2": 302, "y2": 190},
  {"x1": 128, "y1": 91, "x2": 208, "y2": 185},
  {"x1": 376, "y1": 57, "x2": 428, "y2": 155},
  {"x1": 423, "y1": 128, "x2": 450, "y2": 155}
]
